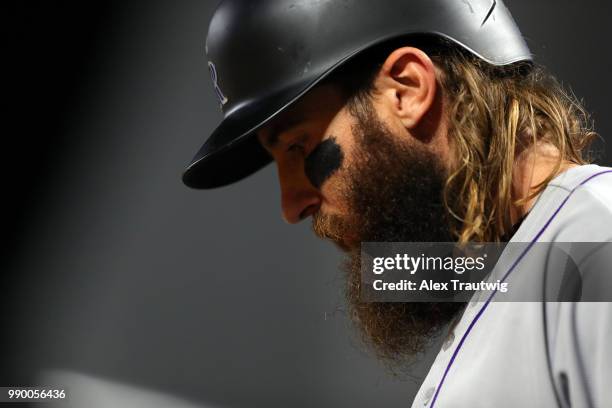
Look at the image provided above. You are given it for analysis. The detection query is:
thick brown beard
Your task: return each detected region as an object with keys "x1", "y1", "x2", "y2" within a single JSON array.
[
  {"x1": 313, "y1": 99, "x2": 465, "y2": 364},
  {"x1": 342, "y1": 253, "x2": 465, "y2": 365}
]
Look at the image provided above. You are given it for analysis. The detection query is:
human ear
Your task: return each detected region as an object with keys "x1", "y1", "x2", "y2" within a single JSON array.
[{"x1": 376, "y1": 47, "x2": 437, "y2": 129}]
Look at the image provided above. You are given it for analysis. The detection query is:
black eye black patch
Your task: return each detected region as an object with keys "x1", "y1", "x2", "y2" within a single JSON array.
[{"x1": 304, "y1": 136, "x2": 344, "y2": 189}]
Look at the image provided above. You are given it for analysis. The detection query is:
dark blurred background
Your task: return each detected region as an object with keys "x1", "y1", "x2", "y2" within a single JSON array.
[{"x1": 3, "y1": 1, "x2": 611, "y2": 407}]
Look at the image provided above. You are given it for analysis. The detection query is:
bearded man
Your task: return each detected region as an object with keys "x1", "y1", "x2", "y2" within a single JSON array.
[{"x1": 182, "y1": 1, "x2": 612, "y2": 406}]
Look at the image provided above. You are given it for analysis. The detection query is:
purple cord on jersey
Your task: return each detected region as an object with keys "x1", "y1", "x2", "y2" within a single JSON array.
[{"x1": 429, "y1": 169, "x2": 612, "y2": 408}]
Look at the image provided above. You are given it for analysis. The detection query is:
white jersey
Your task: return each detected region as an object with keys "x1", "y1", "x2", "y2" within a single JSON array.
[{"x1": 412, "y1": 164, "x2": 612, "y2": 408}]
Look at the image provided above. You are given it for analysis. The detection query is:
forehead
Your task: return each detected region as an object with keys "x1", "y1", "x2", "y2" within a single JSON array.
[{"x1": 258, "y1": 84, "x2": 346, "y2": 147}]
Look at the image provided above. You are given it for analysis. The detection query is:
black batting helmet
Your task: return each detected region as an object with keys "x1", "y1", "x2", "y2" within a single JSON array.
[{"x1": 182, "y1": 0, "x2": 532, "y2": 189}]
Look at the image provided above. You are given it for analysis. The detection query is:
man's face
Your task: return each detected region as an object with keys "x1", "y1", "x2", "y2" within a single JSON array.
[
  {"x1": 257, "y1": 85, "x2": 357, "y2": 232},
  {"x1": 257, "y1": 83, "x2": 453, "y2": 248},
  {"x1": 258, "y1": 81, "x2": 464, "y2": 362}
]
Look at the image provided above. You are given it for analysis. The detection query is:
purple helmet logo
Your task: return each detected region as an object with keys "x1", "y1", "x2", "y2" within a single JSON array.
[{"x1": 208, "y1": 61, "x2": 228, "y2": 109}]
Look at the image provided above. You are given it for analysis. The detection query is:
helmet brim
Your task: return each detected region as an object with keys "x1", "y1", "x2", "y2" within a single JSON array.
[{"x1": 182, "y1": 80, "x2": 315, "y2": 189}]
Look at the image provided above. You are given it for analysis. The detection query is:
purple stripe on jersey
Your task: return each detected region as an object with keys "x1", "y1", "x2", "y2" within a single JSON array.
[{"x1": 429, "y1": 169, "x2": 612, "y2": 408}]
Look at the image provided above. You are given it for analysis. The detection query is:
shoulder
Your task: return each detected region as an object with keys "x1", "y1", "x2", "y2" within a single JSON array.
[{"x1": 544, "y1": 165, "x2": 612, "y2": 242}]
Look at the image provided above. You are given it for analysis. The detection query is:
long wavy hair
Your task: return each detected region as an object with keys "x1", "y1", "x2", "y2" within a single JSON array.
[{"x1": 332, "y1": 36, "x2": 598, "y2": 242}]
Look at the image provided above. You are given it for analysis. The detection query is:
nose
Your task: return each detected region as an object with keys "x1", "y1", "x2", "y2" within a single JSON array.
[
  {"x1": 277, "y1": 162, "x2": 321, "y2": 224},
  {"x1": 281, "y1": 187, "x2": 321, "y2": 224}
]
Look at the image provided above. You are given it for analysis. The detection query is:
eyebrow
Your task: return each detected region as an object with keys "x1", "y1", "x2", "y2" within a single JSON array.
[{"x1": 263, "y1": 115, "x2": 305, "y2": 148}]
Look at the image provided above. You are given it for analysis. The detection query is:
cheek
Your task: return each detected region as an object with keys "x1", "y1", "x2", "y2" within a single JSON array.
[{"x1": 304, "y1": 136, "x2": 344, "y2": 189}]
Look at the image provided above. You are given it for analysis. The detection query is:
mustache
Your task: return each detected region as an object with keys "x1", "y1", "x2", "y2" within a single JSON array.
[{"x1": 311, "y1": 212, "x2": 357, "y2": 251}]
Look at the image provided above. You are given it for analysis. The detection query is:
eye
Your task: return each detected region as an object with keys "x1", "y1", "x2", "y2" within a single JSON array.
[
  {"x1": 287, "y1": 134, "x2": 309, "y2": 154},
  {"x1": 287, "y1": 143, "x2": 305, "y2": 153}
]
